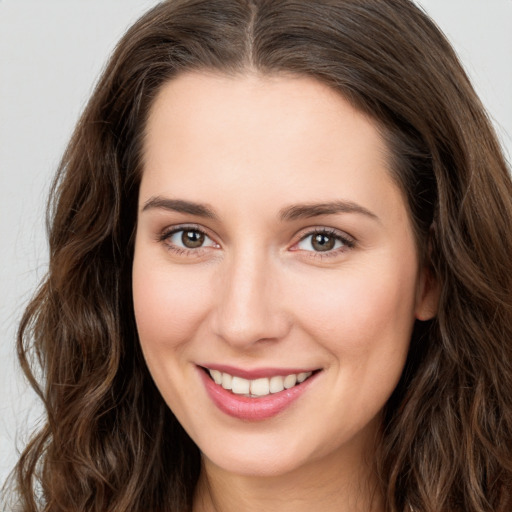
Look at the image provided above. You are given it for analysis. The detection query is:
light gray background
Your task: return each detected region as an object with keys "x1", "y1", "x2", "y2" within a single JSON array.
[{"x1": 1, "y1": 0, "x2": 511, "y2": 486}]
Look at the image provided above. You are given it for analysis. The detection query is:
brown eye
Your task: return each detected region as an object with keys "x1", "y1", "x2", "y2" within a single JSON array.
[
  {"x1": 295, "y1": 229, "x2": 354, "y2": 255},
  {"x1": 182, "y1": 230, "x2": 205, "y2": 248},
  {"x1": 311, "y1": 233, "x2": 336, "y2": 252},
  {"x1": 162, "y1": 227, "x2": 217, "y2": 254}
]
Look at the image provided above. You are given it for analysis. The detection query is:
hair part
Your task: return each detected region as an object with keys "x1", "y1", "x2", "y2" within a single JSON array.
[{"x1": 8, "y1": 1, "x2": 512, "y2": 511}]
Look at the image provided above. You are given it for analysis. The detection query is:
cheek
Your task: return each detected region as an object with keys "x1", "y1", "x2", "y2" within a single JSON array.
[
  {"x1": 291, "y1": 257, "x2": 419, "y2": 358},
  {"x1": 132, "y1": 252, "x2": 212, "y2": 352},
  {"x1": 132, "y1": 249, "x2": 215, "y2": 420},
  {"x1": 292, "y1": 260, "x2": 418, "y2": 433}
]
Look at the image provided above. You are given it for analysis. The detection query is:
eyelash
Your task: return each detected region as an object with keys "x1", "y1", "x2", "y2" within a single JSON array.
[
  {"x1": 158, "y1": 224, "x2": 217, "y2": 257},
  {"x1": 292, "y1": 228, "x2": 356, "y2": 259},
  {"x1": 158, "y1": 225, "x2": 356, "y2": 258}
]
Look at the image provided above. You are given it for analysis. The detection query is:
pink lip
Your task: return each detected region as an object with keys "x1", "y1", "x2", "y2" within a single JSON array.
[
  {"x1": 201, "y1": 364, "x2": 317, "y2": 380},
  {"x1": 198, "y1": 367, "x2": 319, "y2": 421}
]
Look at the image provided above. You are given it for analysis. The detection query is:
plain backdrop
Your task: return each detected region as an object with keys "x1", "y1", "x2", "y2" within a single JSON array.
[{"x1": 1, "y1": 0, "x2": 511, "y2": 486}]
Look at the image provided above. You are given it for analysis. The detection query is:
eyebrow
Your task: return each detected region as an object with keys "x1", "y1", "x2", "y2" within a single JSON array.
[
  {"x1": 279, "y1": 200, "x2": 379, "y2": 222},
  {"x1": 141, "y1": 196, "x2": 378, "y2": 222},
  {"x1": 142, "y1": 197, "x2": 218, "y2": 219}
]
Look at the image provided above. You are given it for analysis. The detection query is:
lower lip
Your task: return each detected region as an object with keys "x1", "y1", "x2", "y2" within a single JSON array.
[{"x1": 199, "y1": 369, "x2": 318, "y2": 421}]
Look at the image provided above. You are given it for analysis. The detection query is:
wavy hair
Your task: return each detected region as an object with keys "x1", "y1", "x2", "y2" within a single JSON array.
[{"x1": 6, "y1": 1, "x2": 512, "y2": 511}]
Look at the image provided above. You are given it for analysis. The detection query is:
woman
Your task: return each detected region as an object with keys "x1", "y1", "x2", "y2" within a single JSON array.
[{"x1": 8, "y1": 0, "x2": 512, "y2": 511}]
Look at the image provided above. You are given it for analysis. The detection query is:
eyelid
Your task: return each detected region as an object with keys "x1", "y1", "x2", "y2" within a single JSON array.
[
  {"x1": 157, "y1": 223, "x2": 355, "y2": 258},
  {"x1": 290, "y1": 226, "x2": 356, "y2": 255},
  {"x1": 158, "y1": 223, "x2": 220, "y2": 253}
]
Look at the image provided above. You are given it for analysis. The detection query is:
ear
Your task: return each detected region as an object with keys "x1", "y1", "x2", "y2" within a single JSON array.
[{"x1": 415, "y1": 263, "x2": 440, "y2": 321}]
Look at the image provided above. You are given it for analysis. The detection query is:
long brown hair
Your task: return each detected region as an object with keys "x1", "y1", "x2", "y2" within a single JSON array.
[{"x1": 6, "y1": 1, "x2": 512, "y2": 511}]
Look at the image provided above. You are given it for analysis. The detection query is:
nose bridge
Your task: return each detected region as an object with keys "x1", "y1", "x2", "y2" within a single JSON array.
[{"x1": 213, "y1": 244, "x2": 288, "y2": 347}]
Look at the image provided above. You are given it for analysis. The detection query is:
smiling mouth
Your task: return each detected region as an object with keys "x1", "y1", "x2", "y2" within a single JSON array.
[{"x1": 202, "y1": 367, "x2": 318, "y2": 398}]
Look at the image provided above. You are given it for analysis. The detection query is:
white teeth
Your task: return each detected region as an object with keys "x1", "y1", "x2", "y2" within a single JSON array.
[
  {"x1": 283, "y1": 374, "x2": 297, "y2": 389},
  {"x1": 250, "y1": 378, "x2": 270, "y2": 396},
  {"x1": 221, "y1": 372, "x2": 232, "y2": 390},
  {"x1": 269, "y1": 375, "x2": 285, "y2": 393},
  {"x1": 297, "y1": 372, "x2": 309, "y2": 383},
  {"x1": 231, "y1": 376, "x2": 250, "y2": 395},
  {"x1": 210, "y1": 369, "x2": 222, "y2": 385},
  {"x1": 208, "y1": 369, "x2": 313, "y2": 397}
]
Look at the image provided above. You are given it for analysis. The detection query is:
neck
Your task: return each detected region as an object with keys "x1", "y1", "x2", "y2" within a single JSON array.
[{"x1": 192, "y1": 445, "x2": 384, "y2": 512}]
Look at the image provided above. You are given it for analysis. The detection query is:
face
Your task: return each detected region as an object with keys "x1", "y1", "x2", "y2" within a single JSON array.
[{"x1": 133, "y1": 72, "x2": 437, "y2": 479}]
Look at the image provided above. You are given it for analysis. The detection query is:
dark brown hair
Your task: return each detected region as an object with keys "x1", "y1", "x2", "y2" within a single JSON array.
[{"x1": 6, "y1": 1, "x2": 512, "y2": 511}]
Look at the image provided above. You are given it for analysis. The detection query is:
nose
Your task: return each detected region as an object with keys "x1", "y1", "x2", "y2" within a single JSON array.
[{"x1": 212, "y1": 248, "x2": 291, "y2": 350}]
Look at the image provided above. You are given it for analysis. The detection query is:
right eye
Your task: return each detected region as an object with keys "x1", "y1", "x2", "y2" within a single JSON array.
[{"x1": 160, "y1": 226, "x2": 219, "y2": 254}]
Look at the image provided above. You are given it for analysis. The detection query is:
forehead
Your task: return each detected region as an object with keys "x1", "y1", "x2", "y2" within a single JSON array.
[
  {"x1": 140, "y1": 72, "x2": 405, "y2": 223},
  {"x1": 145, "y1": 71, "x2": 383, "y2": 144}
]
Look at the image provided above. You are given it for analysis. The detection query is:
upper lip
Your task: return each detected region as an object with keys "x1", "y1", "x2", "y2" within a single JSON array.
[{"x1": 199, "y1": 364, "x2": 319, "y2": 380}]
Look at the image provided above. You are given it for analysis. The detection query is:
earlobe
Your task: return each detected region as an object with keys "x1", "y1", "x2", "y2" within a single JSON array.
[{"x1": 415, "y1": 266, "x2": 440, "y2": 321}]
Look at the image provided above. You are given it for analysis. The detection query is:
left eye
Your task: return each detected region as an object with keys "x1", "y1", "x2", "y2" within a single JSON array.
[
  {"x1": 296, "y1": 231, "x2": 350, "y2": 252},
  {"x1": 165, "y1": 228, "x2": 217, "y2": 250}
]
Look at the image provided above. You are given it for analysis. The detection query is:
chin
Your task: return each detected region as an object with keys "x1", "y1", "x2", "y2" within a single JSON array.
[{"x1": 197, "y1": 431, "x2": 315, "y2": 478}]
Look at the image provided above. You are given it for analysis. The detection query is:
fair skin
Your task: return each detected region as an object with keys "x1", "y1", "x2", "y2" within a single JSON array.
[{"x1": 132, "y1": 71, "x2": 437, "y2": 512}]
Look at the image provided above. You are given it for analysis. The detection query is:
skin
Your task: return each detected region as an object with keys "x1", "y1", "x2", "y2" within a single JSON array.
[{"x1": 132, "y1": 71, "x2": 438, "y2": 512}]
